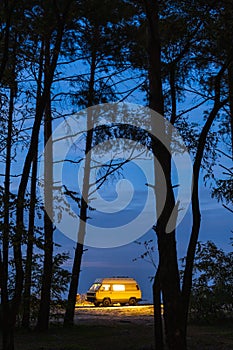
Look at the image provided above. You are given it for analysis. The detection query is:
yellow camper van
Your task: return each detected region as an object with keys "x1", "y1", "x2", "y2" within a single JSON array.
[{"x1": 86, "y1": 277, "x2": 142, "y2": 307}]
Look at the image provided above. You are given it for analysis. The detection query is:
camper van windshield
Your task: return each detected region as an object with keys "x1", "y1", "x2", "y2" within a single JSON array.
[{"x1": 89, "y1": 283, "x2": 101, "y2": 292}]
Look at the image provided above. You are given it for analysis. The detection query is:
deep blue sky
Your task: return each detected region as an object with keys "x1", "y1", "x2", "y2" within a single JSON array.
[
  {"x1": 54, "y1": 181, "x2": 232, "y2": 303},
  {"x1": 2, "y1": 82, "x2": 231, "y2": 303},
  {"x1": 3, "y1": 102, "x2": 231, "y2": 304},
  {"x1": 50, "y1": 118, "x2": 232, "y2": 303}
]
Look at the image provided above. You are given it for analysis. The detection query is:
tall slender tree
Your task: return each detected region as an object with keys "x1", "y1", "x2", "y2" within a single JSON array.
[
  {"x1": 21, "y1": 36, "x2": 44, "y2": 328},
  {"x1": 64, "y1": 2, "x2": 121, "y2": 325},
  {"x1": 2, "y1": 63, "x2": 17, "y2": 350},
  {"x1": 142, "y1": 1, "x2": 233, "y2": 349},
  {"x1": 0, "y1": 1, "x2": 75, "y2": 348}
]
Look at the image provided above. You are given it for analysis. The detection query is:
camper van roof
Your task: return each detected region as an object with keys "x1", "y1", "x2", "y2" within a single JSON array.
[{"x1": 94, "y1": 277, "x2": 137, "y2": 283}]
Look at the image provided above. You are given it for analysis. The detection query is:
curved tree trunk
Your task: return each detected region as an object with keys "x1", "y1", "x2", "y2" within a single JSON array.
[
  {"x1": 144, "y1": 1, "x2": 233, "y2": 348},
  {"x1": 64, "y1": 45, "x2": 96, "y2": 327},
  {"x1": 181, "y1": 97, "x2": 230, "y2": 337},
  {"x1": 144, "y1": 1, "x2": 185, "y2": 348},
  {"x1": 36, "y1": 39, "x2": 54, "y2": 331},
  {"x1": 153, "y1": 267, "x2": 164, "y2": 350},
  {"x1": 10, "y1": 5, "x2": 71, "y2": 343},
  {"x1": 22, "y1": 151, "x2": 38, "y2": 328},
  {"x1": 22, "y1": 38, "x2": 43, "y2": 329},
  {"x1": 2, "y1": 81, "x2": 16, "y2": 350}
]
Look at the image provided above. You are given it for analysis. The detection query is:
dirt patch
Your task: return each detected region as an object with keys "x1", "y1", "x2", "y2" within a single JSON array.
[
  {"x1": 74, "y1": 305, "x2": 154, "y2": 325},
  {"x1": 35, "y1": 305, "x2": 233, "y2": 350}
]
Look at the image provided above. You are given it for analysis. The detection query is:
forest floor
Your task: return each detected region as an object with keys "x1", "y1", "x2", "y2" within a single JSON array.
[{"x1": 10, "y1": 305, "x2": 233, "y2": 349}]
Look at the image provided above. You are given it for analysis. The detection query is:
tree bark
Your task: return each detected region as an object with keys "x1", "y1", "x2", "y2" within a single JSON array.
[
  {"x1": 181, "y1": 50, "x2": 233, "y2": 337},
  {"x1": 144, "y1": 1, "x2": 186, "y2": 348},
  {"x1": 22, "y1": 151, "x2": 38, "y2": 328},
  {"x1": 64, "y1": 45, "x2": 96, "y2": 327},
  {"x1": 143, "y1": 0, "x2": 164, "y2": 116},
  {"x1": 169, "y1": 65, "x2": 177, "y2": 125},
  {"x1": 153, "y1": 267, "x2": 164, "y2": 350},
  {"x1": 63, "y1": 126, "x2": 94, "y2": 327},
  {"x1": 181, "y1": 100, "x2": 229, "y2": 337},
  {"x1": 63, "y1": 242, "x2": 84, "y2": 326},
  {"x1": 10, "y1": 4, "x2": 71, "y2": 341},
  {"x1": 22, "y1": 36, "x2": 43, "y2": 329},
  {"x1": 0, "y1": 0, "x2": 13, "y2": 82},
  {"x1": 2, "y1": 81, "x2": 16, "y2": 350},
  {"x1": 36, "y1": 32, "x2": 54, "y2": 331}
]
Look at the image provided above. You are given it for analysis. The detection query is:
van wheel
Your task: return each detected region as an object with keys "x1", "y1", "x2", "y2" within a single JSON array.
[
  {"x1": 129, "y1": 298, "x2": 137, "y2": 306},
  {"x1": 102, "y1": 298, "x2": 111, "y2": 307}
]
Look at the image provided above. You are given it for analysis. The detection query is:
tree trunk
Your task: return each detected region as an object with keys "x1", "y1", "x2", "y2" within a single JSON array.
[
  {"x1": 158, "y1": 232, "x2": 186, "y2": 350},
  {"x1": 36, "y1": 88, "x2": 54, "y2": 331},
  {"x1": 64, "y1": 45, "x2": 96, "y2": 326},
  {"x1": 1, "y1": 322, "x2": 14, "y2": 350},
  {"x1": 169, "y1": 65, "x2": 177, "y2": 125},
  {"x1": 22, "y1": 36, "x2": 43, "y2": 329},
  {"x1": 144, "y1": 1, "x2": 186, "y2": 348},
  {"x1": 63, "y1": 124, "x2": 94, "y2": 327},
  {"x1": 63, "y1": 242, "x2": 84, "y2": 326},
  {"x1": 2, "y1": 81, "x2": 15, "y2": 350},
  {"x1": 143, "y1": 0, "x2": 164, "y2": 116},
  {"x1": 153, "y1": 267, "x2": 164, "y2": 350},
  {"x1": 181, "y1": 46, "x2": 233, "y2": 330},
  {"x1": 181, "y1": 99, "x2": 229, "y2": 336},
  {"x1": 12, "y1": 6, "x2": 70, "y2": 338},
  {"x1": 22, "y1": 151, "x2": 38, "y2": 328},
  {"x1": 0, "y1": 0, "x2": 13, "y2": 82}
]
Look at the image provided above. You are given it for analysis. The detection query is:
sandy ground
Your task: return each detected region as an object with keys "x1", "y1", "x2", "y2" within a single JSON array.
[{"x1": 73, "y1": 305, "x2": 154, "y2": 325}]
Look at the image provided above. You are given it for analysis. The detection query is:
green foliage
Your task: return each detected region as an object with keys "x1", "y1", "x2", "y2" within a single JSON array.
[
  {"x1": 9, "y1": 251, "x2": 71, "y2": 325},
  {"x1": 188, "y1": 241, "x2": 233, "y2": 322},
  {"x1": 213, "y1": 178, "x2": 233, "y2": 205}
]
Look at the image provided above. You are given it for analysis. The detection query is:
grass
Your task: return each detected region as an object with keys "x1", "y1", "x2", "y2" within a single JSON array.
[
  {"x1": 14, "y1": 323, "x2": 154, "y2": 350},
  {"x1": 10, "y1": 322, "x2": 233, "y2": 350},
  {"x1": 187, "y1": 323, "x2": 233, "y2": 350}
]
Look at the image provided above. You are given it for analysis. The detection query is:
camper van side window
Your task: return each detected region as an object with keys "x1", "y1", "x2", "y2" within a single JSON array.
[
  {"x1": 100, "y1": 284, "x2": 110, "y2": 291},
  {"x1": 125, "y1": 284, "x2": 136, "y2": 291},
  {"x1": 89, "y1": 283, "x2": 101, "y2": 292},
  {"x1": 112, "y1": 284, "x2": 125, "y2": 291}
]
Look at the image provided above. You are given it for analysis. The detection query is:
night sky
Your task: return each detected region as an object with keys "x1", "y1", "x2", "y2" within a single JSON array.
[{"x1": 54, "y1": 181, "x2": 232, "y2": 303}]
